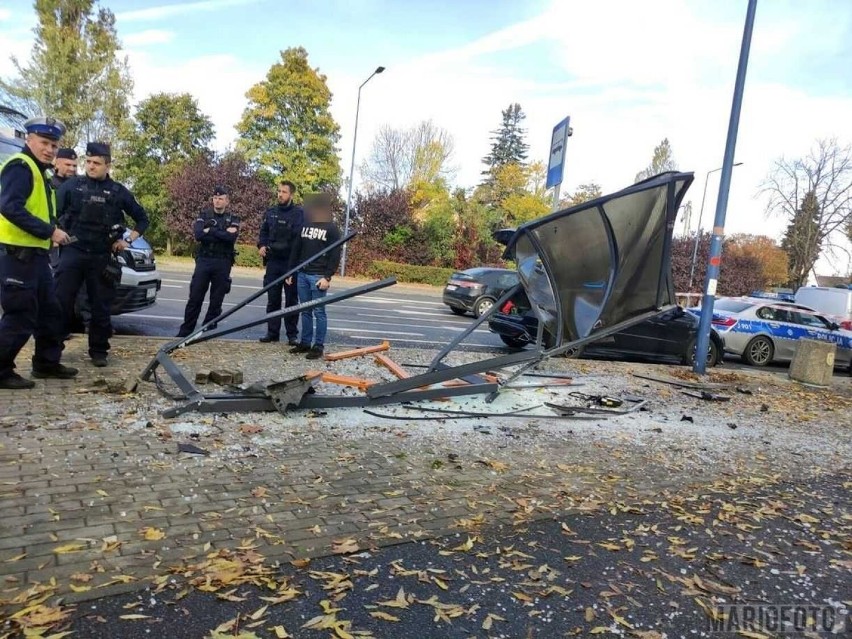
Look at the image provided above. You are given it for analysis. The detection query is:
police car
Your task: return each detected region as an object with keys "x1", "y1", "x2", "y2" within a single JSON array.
[{"x1": 691, "y1": 297, "x2": 852, "y2": 370}]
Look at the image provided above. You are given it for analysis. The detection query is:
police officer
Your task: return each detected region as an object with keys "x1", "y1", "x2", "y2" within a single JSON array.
[
  {"x1": 51, "y1": 148, "x2": 78, "y2": 190},
  {"x1": 0, "y1": 117, "x2": 78, "y2": 389},
  {"x1": 176, "y1": 186, "x2": 240, "y2": 338},
  {"x1": 257, "y1": 180, "x2": 303, "y2": 344},
  {"x1": 55, "y1": 142, "x2": 149, "y2": 367}
]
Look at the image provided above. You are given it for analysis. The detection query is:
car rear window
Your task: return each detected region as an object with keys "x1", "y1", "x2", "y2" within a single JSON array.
[{"x1": 714, "y1": 299, "x2": 753, "y2": 313}]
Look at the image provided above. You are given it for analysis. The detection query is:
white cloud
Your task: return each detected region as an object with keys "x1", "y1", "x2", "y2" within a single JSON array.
[
  {"x1": 116, "y1": 0, "x2": 263, "y2": 23},
  {"x1": 325, "y1": 0, "x2": 852, "y2": 274},
  {"x1": 0, "y1": 8, "x2": 12, "y2": 22},
  {"x1": 123, "y1": 29, "x2": 175, "y2": 47},
  {"x1": 125, "y1": 49, "x2": 262, "y2": 148}
]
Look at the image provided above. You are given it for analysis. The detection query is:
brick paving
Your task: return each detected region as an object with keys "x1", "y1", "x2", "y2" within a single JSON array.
[{"x1": 1, "y1": 334, "x2": 850, "y2": 616}]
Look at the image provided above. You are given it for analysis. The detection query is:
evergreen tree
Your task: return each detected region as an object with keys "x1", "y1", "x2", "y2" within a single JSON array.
[
  {"x1": 781, "y1": 190, "x2": 822, "y2": 288},
  {"x1": 481, "y1": 103, "x2": 529, "y2": 176}
]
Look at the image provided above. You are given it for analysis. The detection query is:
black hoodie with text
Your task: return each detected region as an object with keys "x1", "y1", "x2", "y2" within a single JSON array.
[{"x1": 288, "y1": 220, "x2": 342, "y2": 279}]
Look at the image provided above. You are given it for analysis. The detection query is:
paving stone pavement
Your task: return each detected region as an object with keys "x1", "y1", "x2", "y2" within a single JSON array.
[{"x1": 1, "y1": 335, "x2": 850, "y2": 618}]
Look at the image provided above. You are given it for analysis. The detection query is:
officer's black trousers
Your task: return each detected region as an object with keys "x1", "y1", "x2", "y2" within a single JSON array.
[
  {"x1": 54, "y1": 249, "x2": 116, "y2": 359},
  {"x1": 178, "y1": 257, "x2": 231, "y2": 337},
  {"x1": 0, "y1": 251, "x2": 64, "y2": 379},
  {"x1": 263, "y1": 258, "x2": 299, "y2": 340}
]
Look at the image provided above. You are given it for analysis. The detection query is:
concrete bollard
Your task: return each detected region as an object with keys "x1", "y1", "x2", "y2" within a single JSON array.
[{"x1": 789, "y1": 339, "x2": 836, "y2": 387}]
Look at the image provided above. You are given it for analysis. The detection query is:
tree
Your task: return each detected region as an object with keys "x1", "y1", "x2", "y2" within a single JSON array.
[
  {"x1": 237, "y1": 47, "x2": 341, "y2": 192},
  {"x1": 671, "y1": 233, "x2": 765, "y2": 295},
  {"x1": 1, "y1": 0, "x2": 133, "y2": 147},
  {"x1": 481, "y1": 103, "x2": 529, "y2": 177},
  {"x1": 165, "y1": 153, "x2": 272, "y2": 253},
  {"x1": 361, "y1": 120, "x2": 455, "y2": 191},
  {"x1": 634, "y1": 138, "x2": 677, "y2": 183},
  {"x1": 764, "y1": 139, "x2": 852, "y2": 288},
  {"x1": 726, "y1": 234, "x2": 789, "y2": 287},
  {"x1": 116, "y1": 93, "x2": 215, "y2": 251},
  {"x1": 561, "y1": 182, "x2": 603, "y2": 208},
  {"x1": 780, "y1": 190, "x2": 822, "y2": 288},
  {"x1": 475, "y1": 161, "x2": 550, "y2": 226}
]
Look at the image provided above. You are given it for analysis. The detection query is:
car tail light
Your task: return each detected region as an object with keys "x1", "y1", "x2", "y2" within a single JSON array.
[
  {"x1": 448, "y1": 279, "x2": 481, "y2": 289},
  {"x1": 712, "y1": 316, "x2": 737, "y2": 327}
]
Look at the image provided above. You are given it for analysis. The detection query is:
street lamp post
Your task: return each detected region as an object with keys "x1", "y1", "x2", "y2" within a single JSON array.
[
  {"x1": 340, "y1": 65, "x2": 385, "y2": 278},
  {"x1": 687, "y1": 162, "x2": 743, "y2": 293}
]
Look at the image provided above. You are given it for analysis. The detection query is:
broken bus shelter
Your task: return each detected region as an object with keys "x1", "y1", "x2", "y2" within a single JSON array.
[{"x1": 142, "y1": 171, "x2": 694, "y2": 417}]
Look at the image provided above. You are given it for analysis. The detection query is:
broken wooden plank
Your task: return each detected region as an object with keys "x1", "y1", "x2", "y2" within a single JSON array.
[
  {"x1": 317, "y1": 372, "x2": 376, "y2": 392},
  {"x1": 374, "y1": 353, "x2": 410, "y2": 379},
  {"x1": 323, "y1": 341, "x2": 390, "y2": 362}
]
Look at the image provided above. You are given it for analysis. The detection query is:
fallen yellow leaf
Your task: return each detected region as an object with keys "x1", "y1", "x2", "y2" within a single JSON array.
[
  {"x1": 119, "y1": 614, "x2": 151, "y2": 620},
  {"x1": 52, "y1": 543, "x2": 86, "y2": 554},
  {"x1": 369, "y1": 611, "x2": 400, "y2": 622},
  {"x1": 141, "y1": 527, "x2": 166, "y2": 541}
]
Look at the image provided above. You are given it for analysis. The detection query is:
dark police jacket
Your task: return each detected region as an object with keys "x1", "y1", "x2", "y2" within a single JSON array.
[
  {"x1": 194, "y1": 208, "x2": 240, "y2": 261},
  {"x1": 258, "y1": 202, "x2": 304, "y2": 262},
  {"x1": 57, "y1": 175, "x2": 149, "y2": 253}
]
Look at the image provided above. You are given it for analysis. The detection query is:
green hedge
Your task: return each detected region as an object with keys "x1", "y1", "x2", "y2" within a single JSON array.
[
  {"x1": 367, "y1": 260, "x2": 454, "y2": 287},
  {"x1": 234, "y1": 244, "x2": 263, "y2": 268}
]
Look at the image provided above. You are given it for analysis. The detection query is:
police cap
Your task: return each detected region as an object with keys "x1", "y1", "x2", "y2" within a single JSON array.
[
  {"x1": 213, "y1": 185, "x2": 229, "y2": 196},
  {"x1": 56, "y1": 148, "x2": 78, "y2": 160},
  {"x1": 24, "y1": 116, "x2": 66, "y2": 141},
  {"x1": 86, "y1": 142, "x2": 111, "y2": 158}
]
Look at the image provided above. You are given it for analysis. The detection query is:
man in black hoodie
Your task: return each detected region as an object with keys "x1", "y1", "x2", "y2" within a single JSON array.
[
  {"x1": 257, "y1": 180, "x2": 303, "y2": 344},
  {"x1": 286, "y1": 193, "x2": 341, "y2": 360}
]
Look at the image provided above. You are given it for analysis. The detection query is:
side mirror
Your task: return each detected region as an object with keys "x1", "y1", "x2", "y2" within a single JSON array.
[{"x1": 829, "y1": 322, "x2": 840, "y2": 331}]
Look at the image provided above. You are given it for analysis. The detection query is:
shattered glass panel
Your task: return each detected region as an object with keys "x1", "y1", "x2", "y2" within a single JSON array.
[
  {"x1": 515, "y1": 234, "x2": 558, "y2": 339},
  {"x1": 510, "y1": 172, "x2": 692, "y2": 347}
]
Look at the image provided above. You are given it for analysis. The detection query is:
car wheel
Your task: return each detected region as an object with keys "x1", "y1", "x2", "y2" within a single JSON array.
[
  {"x1": 473, "y1": 297, "x2": 495, "y2": 318},
  {"x1": 449, "y1": 307, "x2": 467, "y2": 316},
  {"x1": 743, "y1": 336, "x2": 774, "y2": 367},
  {"x1": 684, "y1": 337, "x2": 720, "y2": 367},
  {"x1": 499, "y1": 335, "x2": 528, "y2": 348}
]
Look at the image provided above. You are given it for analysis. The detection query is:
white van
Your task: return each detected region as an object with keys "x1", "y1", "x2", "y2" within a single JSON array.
[{"x1": 794, "y1": 286, "x2": 852, "y2": 329}]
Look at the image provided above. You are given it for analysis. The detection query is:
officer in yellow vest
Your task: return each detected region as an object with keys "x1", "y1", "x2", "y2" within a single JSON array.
[{"x1": 0, "y1": 116, "x2": 79, "y2": 389}]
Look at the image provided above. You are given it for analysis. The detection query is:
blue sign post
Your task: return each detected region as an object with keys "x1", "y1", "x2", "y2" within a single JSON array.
[
  {"x1": 694, "y1": 0, "x2": 757, "y2": 374},
  {"x1": 546, "y1": 116, "x2": 572, "y2": 210}
]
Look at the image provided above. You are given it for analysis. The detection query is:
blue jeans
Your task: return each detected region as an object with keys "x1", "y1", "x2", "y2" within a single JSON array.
[{"x1": 297, "y1": 272, "x2": 328, "y2": 347}]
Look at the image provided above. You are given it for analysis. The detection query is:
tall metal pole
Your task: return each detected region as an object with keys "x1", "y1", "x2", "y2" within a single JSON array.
[
  {"x1": 341, "y1": 66, "x2": 384, "y2": 277},
  {"x1": 694, "y1": 0, "x2": 757, "y2": 374}
]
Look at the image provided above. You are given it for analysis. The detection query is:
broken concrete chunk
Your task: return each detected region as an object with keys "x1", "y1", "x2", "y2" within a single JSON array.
[
  {"x1": 195, "y1": 369, "x2": 211, "y2": 384},
  {"x1": 210, "y1": 370, "x2": 233, "y2": 385},
  {"x1": 229, "y1": 370, "x2": 244, "y2": 385}
]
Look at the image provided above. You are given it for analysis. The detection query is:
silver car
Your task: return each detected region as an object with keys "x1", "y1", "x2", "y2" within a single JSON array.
[{"x1": 705, "y1": 297, "x2": 852, "y2": 368}]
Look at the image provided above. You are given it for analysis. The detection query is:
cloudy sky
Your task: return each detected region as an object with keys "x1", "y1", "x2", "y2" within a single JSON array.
[{"x1": 2, "y1": 0, "x2": 851, "y2": 274}]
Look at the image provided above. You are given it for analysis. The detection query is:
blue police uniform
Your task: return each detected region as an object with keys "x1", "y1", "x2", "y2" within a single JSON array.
[
  {"x1": 54, "y1": 142, "x2": 149, "y2": 366},
  {"x1": 258, "y1": 200, "x2": 303, "y2": 343},
  {"x1": 0, "y1": 117, "x2": 78, "y2": 389},
  {"x1": 177, "y1": 190, "x2": 239, "y2": 337}
]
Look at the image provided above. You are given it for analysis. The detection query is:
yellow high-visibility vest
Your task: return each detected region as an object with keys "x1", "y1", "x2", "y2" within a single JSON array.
[{"x1": 0, "y1": 152, "x2": 54, "y2": 248}]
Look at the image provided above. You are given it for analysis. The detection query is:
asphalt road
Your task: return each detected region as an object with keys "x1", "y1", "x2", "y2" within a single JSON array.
[
  {"x1": 112, "y1": 265, "x2": 847, "y2": 377},
  {"x1": 112, "y1": 265, "x2": 507, "y2": 353}
]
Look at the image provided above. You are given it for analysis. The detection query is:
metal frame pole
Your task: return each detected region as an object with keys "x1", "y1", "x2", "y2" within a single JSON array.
[
  {"x1": 694, "y1": 0, "x2": 757, "y2": 374},
  {"x1": 341, "y1": 67, "x2": 383, "y2": 277}
]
